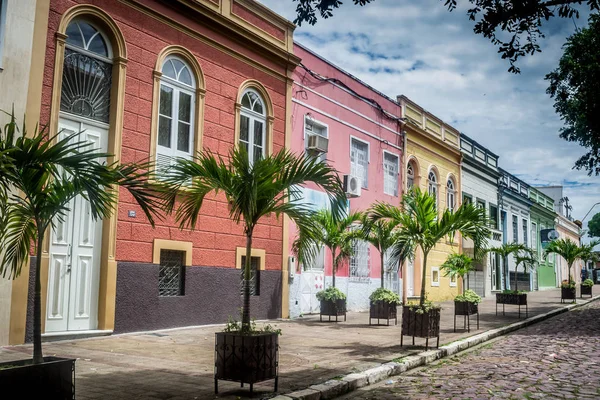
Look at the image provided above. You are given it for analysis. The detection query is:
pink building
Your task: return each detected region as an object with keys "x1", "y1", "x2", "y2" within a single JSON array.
[{"x1": 288, "y1": 44, "x2": 404, "y2": 317}]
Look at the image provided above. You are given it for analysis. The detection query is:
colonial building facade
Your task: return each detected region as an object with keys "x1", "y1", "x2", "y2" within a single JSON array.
[
  {"x1": 460, "y1": 134, "x2": 502, "y2": 297},
  {"x1": 7, "y1": 0, "x2": 299, "y2": 344},
  {"x1": 528, "y1": 188, "x2": 558, "y2": 290},
  {"x1": 398, "y1": 95, "x2": 462, "y2": 302},
  {"x1": 288, "y1": 43, "x2": 403, "y2": 317},
  {"x1": 498, "y1": 169, "x2": 534, "y2": 291}
]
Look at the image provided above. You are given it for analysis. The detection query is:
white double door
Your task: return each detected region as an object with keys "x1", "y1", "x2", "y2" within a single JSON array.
[{"x1": 45, "y1": 116, "x2": 107, "y2": 333}]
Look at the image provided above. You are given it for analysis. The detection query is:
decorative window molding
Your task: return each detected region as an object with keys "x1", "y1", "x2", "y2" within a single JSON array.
[
  {"x1": 383, "y1": 150, "x2": 400, "y2": 196},
  {"x1": 446, "y1": 177, "x2": 456, "y2": 212},
  {"x1": 234, "y1": 80, "x2": 274, "y2": 161},
  {"x1": 152, "y1": 239, "x2": 192, "y2": 297},
  {"x1": 431, "y1": 266, "x2": 440, "y2": 287},
  {"x1": 236, "y1": 247, "x2": 266, "y2": 297},
  {"x1": 406, "y1": 156, "x2": 420, "y2": 190},
  {"x1": 350, "y1": 136, "x2": 370, "y2": 189},
  {"x1": 428, "y1": 168, "x2": 438, "y2": 208},
  {"x1": 150, "y1": 46, "x2": 205, "y2": 179}
]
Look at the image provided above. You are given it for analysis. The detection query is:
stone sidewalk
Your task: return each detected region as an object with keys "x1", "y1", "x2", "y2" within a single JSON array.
[{"x1": 0, "y1": 289, "x2": 592, "y2": 399}]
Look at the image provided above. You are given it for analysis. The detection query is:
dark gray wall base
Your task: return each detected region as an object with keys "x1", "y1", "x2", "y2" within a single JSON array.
[
  {"x1": 24, "y1": 256, "x2": 37, "y2": 343},
  {"x1": 114, "y1": 262, "x2": 282, "y2": 334}
]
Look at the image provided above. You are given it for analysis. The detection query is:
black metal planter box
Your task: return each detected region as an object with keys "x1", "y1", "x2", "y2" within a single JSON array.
[
  {"x1": 561, "y1": 287, "x2": 577, "y2": 303},
  {"x1": 0, "y1": 356, "x2": 75, "y2": 400},
  {"x1": 581, "y1": 284, "x2": 593, "y2": 298},
  {"x1": 400, "y1": 306, "x2": 441, "y2": 350},
  {"x1": 496, "y1": 293, "x2": 528, "y2": 318},
  {"x1": 214, "y1": 331, "x2": 279, "y2": 395},
  {"x1": 369, "y1": 300, "x2": 398, "y2": 326},
  {"x1": 454, "y1": 301, "x2": 479, "y2": 333},
  {"x1": 319, "y1": 299, "x2": 347, "y2": 322}
]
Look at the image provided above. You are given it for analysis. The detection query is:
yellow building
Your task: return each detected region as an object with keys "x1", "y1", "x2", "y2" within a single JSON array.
[{"x1": 398, "y1": 96, "x2": 463, "y2": 302}]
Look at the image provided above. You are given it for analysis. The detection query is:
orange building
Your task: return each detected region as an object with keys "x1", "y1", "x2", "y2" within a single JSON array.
[{"x1": 7, "y1": 0, "x2": 298, "y2": 344}]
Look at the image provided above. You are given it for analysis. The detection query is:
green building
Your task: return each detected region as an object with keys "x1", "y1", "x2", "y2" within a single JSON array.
[{"x1": 529, "y1": 188, "x2": 558, "y2": 289}]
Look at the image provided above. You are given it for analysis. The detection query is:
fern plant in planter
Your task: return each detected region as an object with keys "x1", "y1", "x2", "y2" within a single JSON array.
[
  {"x1": 163, "y1": 147, "x2": 346, "y2": 394},
  {"x1": 368, "y1": 287, "x2": 401, "y2": 326},
  {"x1": 581, "y1": 278, "x2": 594, "y2": 298},
  {"x1": 371, "y1": 188, "x2": 490, "y2": 350},
  {"x1": 0, "y1": 114, "x2": 161, "y2": 399},
  {"x1": 315, "y1": 286, "x2": 347, "y2": 322}
]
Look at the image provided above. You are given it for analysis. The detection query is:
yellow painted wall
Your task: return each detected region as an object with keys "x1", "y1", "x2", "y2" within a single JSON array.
[{"x1": 405, "y1": 124, "x2": 462, "y2": 302}]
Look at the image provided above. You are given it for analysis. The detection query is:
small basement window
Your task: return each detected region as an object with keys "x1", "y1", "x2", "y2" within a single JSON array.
[{"x1": 159, "y1": 249, "x2": 186, "y2": 296}]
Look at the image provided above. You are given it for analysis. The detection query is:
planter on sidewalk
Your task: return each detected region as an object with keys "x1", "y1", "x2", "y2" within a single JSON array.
[
  {"x1": 214, "y1": 331, "x2": 278, "y2": 395},
  {"x1": 320, "y1": 299, "x2": 347, "y2": 322},
  {"x1": 0, "y1": 357, "x2": 75, "y2": 400},
  {"x1": 580, "y1": 284, "x2": 592, "y2": 297},
  {"x1": 561, "y1": 286, "x2": 576, "y2": 303},
  {"x1": 369, "y1": 300, "x2": 398, "y2": 326},
  {"x1": 400, "y1": 305, "x2": 441, "y2": 350},
  {"x1": 454, "y1": 300, "x2": 479, "y2": 333},
  {"x1": 496, "y1": 292, "x2": 528, "y2": 318}
]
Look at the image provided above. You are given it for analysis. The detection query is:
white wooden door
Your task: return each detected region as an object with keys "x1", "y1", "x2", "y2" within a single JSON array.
[
  {"x1": 46, "y1": 117, "x2": 106, "y2": 332},
  {"x1": 407, "y1": 260, "x2": 415, "y2": 296}
]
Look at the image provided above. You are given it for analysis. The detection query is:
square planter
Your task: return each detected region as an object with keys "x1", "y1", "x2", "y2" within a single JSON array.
[
  {"x1": 0, "y1": 356, "x2": 75, "y2": 400},
  {"x1": 369, "y1": 300, "x2": 398, "y2": 326},
  {"x1": 319, "y1": 298, "x2": 347, "y2": 322},
  {"x1": 580, "y1": 284, "x2": 593, "y2": 298},
  {"x1": 496, "y1": 292, "x2": 528, "y2": 318},
  {"x1": 454, "y1": 300, "x2": 479, "y2": 333},
  {"x1": 561, "y1": 286, "x2": 576, "y2": 303},
  {"x1": 400, "y1": 306, "x2": 441, "y2": 350},
  {"x1": 214, "y1": 331, "x2": 279, "y2": 395}
]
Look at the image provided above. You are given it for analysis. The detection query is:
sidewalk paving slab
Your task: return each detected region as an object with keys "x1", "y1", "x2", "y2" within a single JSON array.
[{"x1": 0, "y1": 288, "x2": 595, "y2": 399}]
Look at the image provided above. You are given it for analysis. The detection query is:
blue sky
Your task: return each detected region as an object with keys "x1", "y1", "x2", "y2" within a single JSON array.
[{"x1": 259, "y1": 0, "x2": 600, "y2": 235}]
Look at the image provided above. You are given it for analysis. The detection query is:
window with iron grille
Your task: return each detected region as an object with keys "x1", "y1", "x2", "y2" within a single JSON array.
[
  {"x1": 489, "y1": 204, "x2": 498, "y2": 230},
  {"x1": 522, "y1": 219, "x2": 528, "y2": 246},
  {"x1": 159, "y1": 250, "x2": 186, "y2": 296},
  {"x1": 240, "y1": 256, "x2": 260, "y2": 296},
  {"x1": 350, "y1": 237, "x2": 370, "y2": 282},
  {"x1": 512, "y1": 215, "x2": 519, "y2": 243}
]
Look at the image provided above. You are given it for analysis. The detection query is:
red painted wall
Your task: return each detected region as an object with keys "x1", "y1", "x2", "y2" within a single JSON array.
[
  {"x1": 43, "y1": 0, "x2": 288, "y2": 270},
  {"x1": 291, "y1": 44, "x2": 404, "y2": 279}
]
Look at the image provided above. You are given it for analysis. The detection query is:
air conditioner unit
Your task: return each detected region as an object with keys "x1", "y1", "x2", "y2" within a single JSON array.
[
  {"x1": 343, "y1": 174, "x2": 362, "y2": 197},
  {"x1": 288, "y1": 256, "x2": 296, "y2": 279},
  {"x1": 306, "y1": 134, "x2": 329, "y2": 154}
]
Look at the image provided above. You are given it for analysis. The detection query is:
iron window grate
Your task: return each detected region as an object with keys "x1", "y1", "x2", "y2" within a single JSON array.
[
  {"x1": 240, "y1": 256, "x2": 260, "y2": 296},
  {"x1": 159, "y1": 250, "x2": 185, "y2": 296}
]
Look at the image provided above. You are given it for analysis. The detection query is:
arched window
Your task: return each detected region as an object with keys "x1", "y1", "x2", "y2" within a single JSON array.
[
  {"x1": 156, "y1": 56, "x2": 196, "y2": 171},
  {"x1": 61, "y1": 20, "x2": 112, "y2": 123},
  {"x1": 428, "y1": 170, "x2": 438, "y2": 207},
  {"x1": 239, "y1": 89, "x2": 266, "y2": 164},
  {"x1": 407, "y1": 162, "x2": 415, "y2": 189},
  {"x1": 447, "y1": 178, "x2": 455, "y2": 212}
]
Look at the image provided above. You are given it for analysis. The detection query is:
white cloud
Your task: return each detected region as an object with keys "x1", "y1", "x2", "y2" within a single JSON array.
[{"x1": 260, "y1": 0, "x2": 600, "y2": 225}]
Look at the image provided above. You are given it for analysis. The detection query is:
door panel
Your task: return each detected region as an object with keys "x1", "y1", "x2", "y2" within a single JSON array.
[
  {"x1": 407, "y1": 260, "x2": 414, "y2": 296},
  {"x1": 46, "y1": 116, "x2": 106, "y2": 333}
]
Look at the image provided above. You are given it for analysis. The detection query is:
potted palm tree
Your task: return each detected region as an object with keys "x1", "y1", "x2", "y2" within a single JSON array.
[
  {"x1": 0, "y1": 114, "x2": 160, "y2": 399},
  {"x1": 545, "y1": 239, "x2": 600, "y2": 304},
  {"x1": 294, "y1": 209, "x2": 363, "y2": 322},
  {"x1": 491, "y1": 243, "x2": 529, "y2": 316},
  {"x1": 162, "y1": 147, "x2": 345, "y2": 394},
  {"x1": 371, "y1": 188, "x2": 489, "y2": 350},
  {"x1": 440, "y1": 253, "x2": 480, "y2": 332},
  {"x1": 362, "y1": 214, "x2": 401, "y2": 325}
]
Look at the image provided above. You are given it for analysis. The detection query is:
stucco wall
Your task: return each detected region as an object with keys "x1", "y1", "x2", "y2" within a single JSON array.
[
  {"x1": 405, "y1": 131, "x2": 461, "y2": 302},
  {"x1": 461, "y1": 167, "x2": 502, "y2": 296},
  {"x1": 287, "y1": 45, "x2": 403, "y2": 316},
  {"x1": 0, "y1": 0, "x2": 38, "y2": 346}
]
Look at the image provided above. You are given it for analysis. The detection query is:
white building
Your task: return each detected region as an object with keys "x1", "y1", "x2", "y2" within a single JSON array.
[
  {"x1": 498, "y1": 169, "x2": 534, "y2": 291},
  {"x1": 460, "y1": 134, "x2": 502, "y2": 296}
]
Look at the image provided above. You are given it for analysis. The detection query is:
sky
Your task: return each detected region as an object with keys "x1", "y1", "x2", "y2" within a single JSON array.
[{"x1": 259, "y1": 0, "x2": 600, "y2": 239}]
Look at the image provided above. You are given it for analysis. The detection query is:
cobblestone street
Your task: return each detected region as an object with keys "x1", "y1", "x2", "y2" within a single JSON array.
[{"x1": 342, "y1": 300, "x2": 600, "y2": 400}]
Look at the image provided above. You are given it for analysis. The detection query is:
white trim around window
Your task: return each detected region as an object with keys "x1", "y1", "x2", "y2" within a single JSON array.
[
  {"x1": 382, "y1": 150, "x2": 400, "y2": 197},
  {"x1": 431, "y1": 266, "x2": 440, "y2": 287},
  {"x1": 449, "y1": 273, "x2": 457, "y2": 287},
  {"x1": 350, "y1": 135, "x2": 370, "y2": 189}
]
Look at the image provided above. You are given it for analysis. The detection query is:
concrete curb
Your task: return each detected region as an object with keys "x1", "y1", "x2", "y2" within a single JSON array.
[{"x1": 278, "y1": 295, "x2": 600, "y2": 400}]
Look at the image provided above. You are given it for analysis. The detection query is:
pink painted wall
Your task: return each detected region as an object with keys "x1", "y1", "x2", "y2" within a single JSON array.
[{"x1": 290, "y1": 44, "x2": 403, "y2": 280}]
